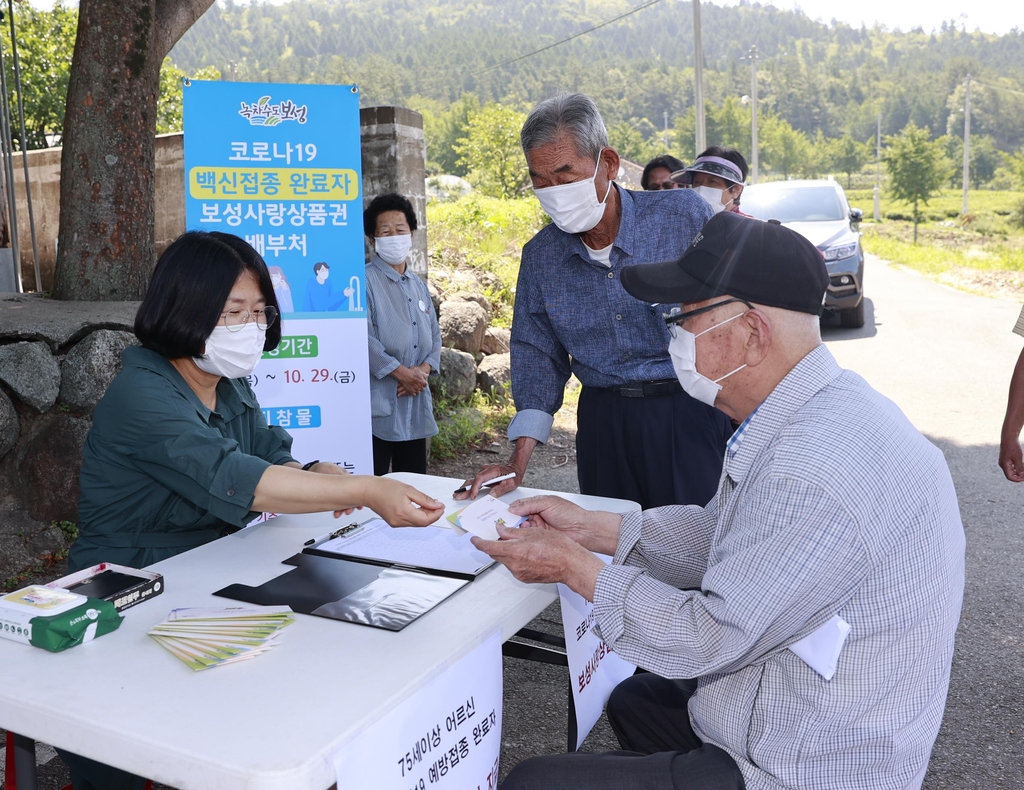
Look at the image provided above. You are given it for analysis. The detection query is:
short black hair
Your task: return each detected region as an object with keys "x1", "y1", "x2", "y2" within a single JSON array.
[
  {"x1": 697, "y1": 146, "x2": 749, "y2": 182},
  {"x1": 135, "y1": 231, "x2": 281, "y2": 359},
  {"x1": 641, "y1": 155, "x2": 685, "y2": 189},
  {"x1": 313, "y1": 261, "x2": 329, "y2": 273},
  {"x1": 363, "y1": 193, "x2": 418, "y2": 238}
]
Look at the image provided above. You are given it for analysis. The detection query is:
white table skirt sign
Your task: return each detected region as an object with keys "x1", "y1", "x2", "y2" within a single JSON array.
[
  {"x1": 331, "y1": 630, "x2": 504, "y2": 790},
  {"x1": 558, "y1": 555, "x2": 636, "y2": 751}
]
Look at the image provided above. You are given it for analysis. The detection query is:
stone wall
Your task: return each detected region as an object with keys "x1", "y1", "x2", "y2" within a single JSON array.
[
  {"x1": 0, "y1": 294, "x2": 138, "y2": 587},
  {"x1": 10, "y1": 134, "x2": 186, "y2": 293}
]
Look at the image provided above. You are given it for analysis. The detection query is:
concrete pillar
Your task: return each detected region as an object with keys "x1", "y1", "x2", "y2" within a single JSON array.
[{"x1": 360, "y1": 106, "x2": 428, "y2": 277}]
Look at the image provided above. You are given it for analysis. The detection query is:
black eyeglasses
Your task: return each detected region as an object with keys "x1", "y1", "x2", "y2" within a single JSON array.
[
  {"x1": 220, "y1": 306, "x2": 279, "y2": 332},
  {"x1": 663, "y1": 298, "x2": 752, "y2": 338}
]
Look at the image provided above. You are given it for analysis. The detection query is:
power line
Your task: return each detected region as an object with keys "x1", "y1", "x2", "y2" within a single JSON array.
[
  {"x1": 480, "y1": 0, "x2": 666, "y2": 74},
  {"x1": 973, "y1": 80, "x2": 1024, "y2": 98}
]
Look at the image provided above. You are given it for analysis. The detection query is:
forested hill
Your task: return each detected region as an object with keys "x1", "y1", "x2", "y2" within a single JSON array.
[{"x1": 171, "y1": 0, "x2": 1024, "y2": 154}]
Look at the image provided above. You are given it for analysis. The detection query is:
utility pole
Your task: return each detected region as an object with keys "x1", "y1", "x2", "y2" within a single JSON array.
[
  {"x1": 748, "y1": 45, "x2": 759, "y2": 184},
  {"x1": 874, "y1": 112, "x2": 881, "y2": 222},
  {"x1": 693, "y1": 0, "x2": 706, "y2": 156},
  {"x1": 962, "y1": 74, "x2": 971, "y2": 216}
]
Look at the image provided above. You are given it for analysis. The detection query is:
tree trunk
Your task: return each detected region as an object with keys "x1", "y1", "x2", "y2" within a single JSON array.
[
  {"x1": 53, "y1": 0, "x2": 214, "y2": 301},
  {"x1": 913, "y1": 199, "x2": 919, "y2": 244}
]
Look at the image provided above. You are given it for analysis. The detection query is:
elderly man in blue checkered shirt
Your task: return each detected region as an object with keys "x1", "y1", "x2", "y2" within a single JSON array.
[
  {"x1": 455, "y1": 92, "x2": 733, "y2": 510},
  {"x1": 475, "y1": 213, "x2": 965, "y2": 790}
]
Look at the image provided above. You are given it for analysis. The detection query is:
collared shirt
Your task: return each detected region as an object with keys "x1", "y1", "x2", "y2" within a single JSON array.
[
  {"x1": 508, "y1": 185, "x2": 713, "y2": 443},
  {"x1": 365, "y1": 255, "x2": 442, "y2": 442},
  {"x1": 593, "y1": 345, "x2": 965, "y2": 790},
  {"x1": 1012, "y1": 304, "x2": 1024, "y2": 337},
  {"x1": 71, "y1": 346, "x2": 296, "y2": 572},
  {"x1": 725, "y1": 406, "x2": 758, "y2": 459}
]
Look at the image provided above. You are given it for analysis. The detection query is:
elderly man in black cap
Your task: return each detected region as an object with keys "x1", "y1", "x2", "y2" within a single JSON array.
[{"x1": 475, "y1": 213, "x2": 965, "y2": 790}]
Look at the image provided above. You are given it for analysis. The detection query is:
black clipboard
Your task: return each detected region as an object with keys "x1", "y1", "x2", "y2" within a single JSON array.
[
  {"x1": 213, "y1": 518, "x2": 494, "y2": 631},
  {"x1": 300, "y1": 517, "x2": 494, "y2": 581}
]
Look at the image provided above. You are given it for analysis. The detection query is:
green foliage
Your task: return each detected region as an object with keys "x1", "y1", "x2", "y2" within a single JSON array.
[
  {"x1": 168, "y1": 0, "x2": 1024, "y2": 173},
  {"x1": 1012, "y1": 198, "x2": 1024, "y2": 231},
  {"x1": 760, "y1": 114, "x2": 812, "y2": 179},
  {"x1": 884, "y1": 122, "x2": 949, "y2": 242},
  {"x1": 0, "y1": 3, "x2": 218, "y2": 148},
  {"x1": 413, "y1": 93, "x2": 480, "y2": 176},
  {"x1": 53, "y1": 520, "x2": 78, "y2": 543},
  {"x1": 607, "y1": 118, "x2": 664, "y2": 167},
  {"x1": 157, "y1": 60, "x2": 222, "y2": 134},
  {"x1": 453, "y1": 103, "x2": 530, "y2": 199},
  {"x1": 830, "y1": 135, "x2": 871, "y2": 188},
  {"x1": 431, "y1": 391, "x2": 514, "y2": 460},
  {"x1": 427, "y1": 193, "x2": 546, "y2": 327},
  {"x1": 0, "y1": 0, "x2": 77, "y2": 148}
]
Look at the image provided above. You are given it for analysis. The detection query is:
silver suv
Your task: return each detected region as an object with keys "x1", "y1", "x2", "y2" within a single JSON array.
[{"x1": 739, "y1": 179, "x2": 865, "y2": 328}]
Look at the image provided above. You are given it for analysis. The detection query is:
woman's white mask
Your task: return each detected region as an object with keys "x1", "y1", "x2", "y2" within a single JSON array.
[{"x1": 194, "y1": 322, "x2": 266, "y2": 380}]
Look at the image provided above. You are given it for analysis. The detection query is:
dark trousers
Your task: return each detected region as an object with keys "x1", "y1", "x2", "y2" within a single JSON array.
[
  {"x1": 501, "y1": 674, "x2": 745, "y2": 790},
  {"x1": 576, "y1": 386, "x2": 733, "y2": 509},
  {"x1": 372, "y1": 435, "x2": 428, "y2": 476},
  {"x1": 55, "y1": 749, "x2": 149, "y2": 790}
]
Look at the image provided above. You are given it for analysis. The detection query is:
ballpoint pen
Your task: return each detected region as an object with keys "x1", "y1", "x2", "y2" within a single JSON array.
[
  {"x1": 453, "y1": 471, "x2": 517, "y2": 495},
  {"x1": 303, "y1": 522, "x2": 361, "y2": 546}
]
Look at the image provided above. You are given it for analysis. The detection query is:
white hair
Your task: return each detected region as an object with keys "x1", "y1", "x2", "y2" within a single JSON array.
[{"x1": 520, "y1": 93, "x2": 608, "y2": 162}]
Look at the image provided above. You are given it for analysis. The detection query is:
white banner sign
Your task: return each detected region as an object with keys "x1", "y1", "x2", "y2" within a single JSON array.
[
  {"x1": 559, "y1": 564, "x2": 636, "y2": 751},
  {"x1": 250, "y1": 316, "x2": 373, "y2": 473},
  {"x1": 332, "y1": 631, "x2": 503, "y2": 790}
]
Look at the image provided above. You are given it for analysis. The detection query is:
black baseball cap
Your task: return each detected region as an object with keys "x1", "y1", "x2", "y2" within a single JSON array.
[{"x1": 620, "y1": 212, "x2": 829, "y2": 314}]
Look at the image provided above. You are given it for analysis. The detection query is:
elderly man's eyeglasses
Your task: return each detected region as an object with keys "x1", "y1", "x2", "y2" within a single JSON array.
[
  {"x1": 220, "y1": 306, "x2": 278, "y2": 332},
  {"x1": 663, "y1": 298, "x2": 752, "y2": 338}
]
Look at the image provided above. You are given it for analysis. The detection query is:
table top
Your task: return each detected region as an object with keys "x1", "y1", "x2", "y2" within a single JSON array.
[{"x1": 0, "y1": 473, "x2": 638, "y2": 790}]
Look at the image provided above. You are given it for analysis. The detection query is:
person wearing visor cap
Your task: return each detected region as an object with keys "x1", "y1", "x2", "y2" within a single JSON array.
[
  {"x1": 673, "y1": 145, "x2": 751, "y2": 216},
  {"x1": 478, "y1": 212, "x2": 964, "y2": 790}
]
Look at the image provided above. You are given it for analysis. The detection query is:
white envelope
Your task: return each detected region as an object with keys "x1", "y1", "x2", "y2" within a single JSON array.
[
  {"x1": 453, "y1": 495, "x2": 526, "y2": 540},
  {"x1": 789, "y1": 614, "x2": 851, "y2": 681}
]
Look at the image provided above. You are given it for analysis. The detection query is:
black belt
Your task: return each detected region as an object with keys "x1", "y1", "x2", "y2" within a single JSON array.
[{"x1": 613, "y1": 378, "x2": 682, "y2": 398}]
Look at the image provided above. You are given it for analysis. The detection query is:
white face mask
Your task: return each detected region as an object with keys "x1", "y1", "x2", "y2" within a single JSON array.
[
  {"x1": 668, "y1": 312, "x2": 747, "y2": 407},
  {"x1": 194, "y1": 322, "x2": 267, "y2": 380},
  {"x1": 533, "y1": 156, "x2": 612, "y2": 234},
  {"x1": 375, "y1": 234, "x2": 413, "y2": 265},
  {"x1": 696, "y1": 182, "x2": 737, "y2": 213}
]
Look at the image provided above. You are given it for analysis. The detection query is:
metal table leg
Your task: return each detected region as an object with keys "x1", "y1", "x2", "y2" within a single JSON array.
[{"x1": 9, "y1": 731, "x2": 38, "y2": 790}]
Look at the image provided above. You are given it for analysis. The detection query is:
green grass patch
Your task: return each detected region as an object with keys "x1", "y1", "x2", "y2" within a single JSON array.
[
  {"x1": 861, "y1": 223, "x2": 1024, "y2": 274},
  {"x1": 427, "y1": 194, "x2": 547, "y2": 328},
  {"x1": 431, "y1": 390, "x2": 515, "y2": 460}
]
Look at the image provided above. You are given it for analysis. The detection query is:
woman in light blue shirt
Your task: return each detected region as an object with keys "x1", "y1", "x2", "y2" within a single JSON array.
[{"x1": 364, "y1": 194, "x2": 442, "y2": 475}]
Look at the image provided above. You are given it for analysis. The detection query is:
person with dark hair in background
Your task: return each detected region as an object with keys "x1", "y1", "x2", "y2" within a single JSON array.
[
  {"x1": 59, "y1": 230, "x2": 444, "y2": 790},
  {"x1": 362, "y1": 193, "x2": 441, "y2": 476},
  {"x1": 673, "y1": 146, "x2": 750, "y2": 216},
  {"x1": 640, "y1": 154, "x2": 685, "y2": 190}
]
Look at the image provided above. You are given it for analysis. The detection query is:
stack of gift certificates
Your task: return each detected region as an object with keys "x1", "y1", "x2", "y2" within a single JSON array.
[{"x1": 148, "y1": 605, "x2": 295, "y2": 671}]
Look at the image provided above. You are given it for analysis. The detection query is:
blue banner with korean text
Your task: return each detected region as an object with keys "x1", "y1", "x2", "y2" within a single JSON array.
[{"x1": 183, "y1": 80, "x2": 372, "y2": 474}]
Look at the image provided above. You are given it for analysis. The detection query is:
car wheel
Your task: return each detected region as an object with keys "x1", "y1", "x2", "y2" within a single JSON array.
[{"x1": 840, "y1": 299, "x2": 865, "y2": 329}]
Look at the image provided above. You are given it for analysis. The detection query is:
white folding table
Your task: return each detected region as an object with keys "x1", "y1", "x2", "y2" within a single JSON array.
[{"x1": 0, "y1": 473, "x2": 637, "y2": 790}]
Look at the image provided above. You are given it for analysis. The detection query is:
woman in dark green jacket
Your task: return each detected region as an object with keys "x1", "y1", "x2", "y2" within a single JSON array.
[{"x1": 61, "y1": 230, "x2": 444, "y2": 790}]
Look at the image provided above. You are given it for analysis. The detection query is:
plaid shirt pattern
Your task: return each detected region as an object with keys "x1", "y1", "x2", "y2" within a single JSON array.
[{"x1": 594, "y1": 345, "x2": 965, "y2": 790}]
